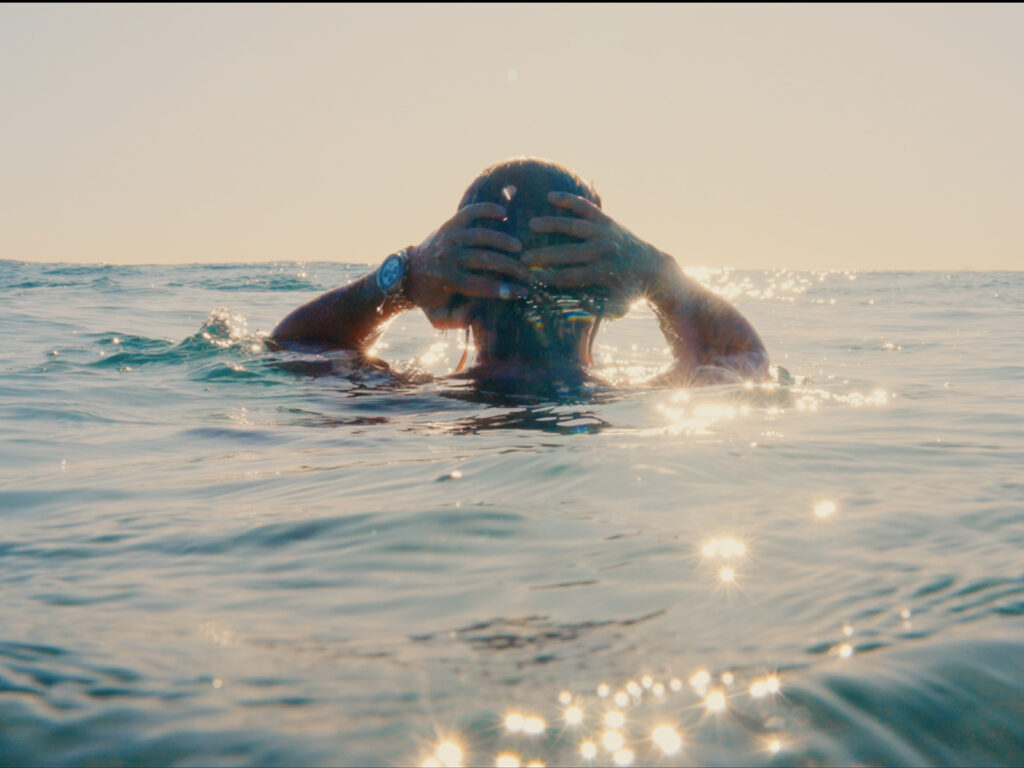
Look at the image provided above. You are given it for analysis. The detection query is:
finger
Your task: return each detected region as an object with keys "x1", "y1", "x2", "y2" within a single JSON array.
[
  {"x1": 449, "y1": 202, "x2": 507, "y2": 229},
  {"x1": 452, "y1": 274, "x2": 530, "y2": 300},
  {"x1": 520, "y1": 241, "x2": 607, "y2": 267},
  {"x1": 460, "y1": 249, "x2": 536, "y2": 284},
  {"x1": 529, "y1": 216, "x2": 602, "y2": 239},
  {"x1": 453, "y1": 227, "x2": 522, "y2": 253},
  {"x1": 547, "y1": 191, "x2": 609, "y2": 222},
  {"x1": 534, "y1": 266, "x2": 615, "y2": 290}
]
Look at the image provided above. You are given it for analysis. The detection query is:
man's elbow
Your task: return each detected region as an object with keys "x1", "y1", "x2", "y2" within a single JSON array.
[
  {"x1": 697, "y1": 348, "x2": 769, "y2": 385},
  {"x1": 729, "y1": 346, "x2": 770, "y2": 381}
]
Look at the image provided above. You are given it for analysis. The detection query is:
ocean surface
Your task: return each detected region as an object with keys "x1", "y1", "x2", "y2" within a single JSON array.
[{"x1": 1, "y1": 261, "x2": 1022, "y2": 767}]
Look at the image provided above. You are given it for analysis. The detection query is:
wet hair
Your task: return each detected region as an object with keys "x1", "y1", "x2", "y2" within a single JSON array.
[
  {"x1": 454, "y1": 158, "x2": 603, "y2": 373},
  {"x1": 457, "y1": 157, "x2": 601, "y2": 251}
]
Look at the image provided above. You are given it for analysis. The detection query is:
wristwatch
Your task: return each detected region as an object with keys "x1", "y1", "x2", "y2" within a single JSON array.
[{"x1": 376, "y1": 249, "x2": 409, "y2": 299}]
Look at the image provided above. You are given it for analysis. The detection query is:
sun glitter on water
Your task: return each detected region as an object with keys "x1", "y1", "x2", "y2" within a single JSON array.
[
  {"x1": 651, "y1": 724, "x2": 683, "y2": 755},
  {"x1": 387, "y1": 662, "x2": 792, "y2": 766},
  {"x1": 563, "y1": 704, "x2": 584, "y2": 727},
  {"x1": 814, "y1": 500, "x2": 837, "y2": 519},
  {"x1": 704, "y1": 690, "x2": 727, "y2": 713}
]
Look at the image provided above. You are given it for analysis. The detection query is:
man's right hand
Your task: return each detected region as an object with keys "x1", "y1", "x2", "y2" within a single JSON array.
[{"x1": 406, "y1": 203, "x2": 536, "y2": 329}]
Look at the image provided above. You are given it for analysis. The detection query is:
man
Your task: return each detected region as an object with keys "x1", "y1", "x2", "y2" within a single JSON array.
[{"x1": 271, "y1": 158, "x2": 768, "y2": 393}]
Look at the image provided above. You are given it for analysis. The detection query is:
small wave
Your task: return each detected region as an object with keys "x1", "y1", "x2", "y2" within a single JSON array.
[
  {"x1": 398, "y1": 626, "x2": 1024, "y2": 768},
  {"x1": 196, "y1": 275, "x2": 322, "y2": 292},
  {"x1": 89, "y1": 308, "x2": 268, "y2": 369},
  {"x1": 784, "y1": 633, "x2": 1024, "y2": 766},
  {"x1": 1, "y1": 262, "x2": 144, "y2": 291},
  {"x1": 160, "y1": 264, "x2": 328, "y2": 292},
  {"x1": 141, "y1": 513, "x2": 377, "y2": 556}
]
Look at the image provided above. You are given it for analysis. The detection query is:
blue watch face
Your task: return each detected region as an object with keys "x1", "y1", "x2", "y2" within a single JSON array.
[{"x1": 378, "y1": 253, "x2": 406, "y2": 293}]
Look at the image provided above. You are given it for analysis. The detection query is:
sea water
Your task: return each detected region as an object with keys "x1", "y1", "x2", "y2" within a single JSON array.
[{"x1": 1, "y1": 261, "x2": 1021, "y2": 767}]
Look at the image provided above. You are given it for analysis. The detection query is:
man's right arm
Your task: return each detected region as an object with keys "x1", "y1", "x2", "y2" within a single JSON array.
[
  {"x1": 270, "y1": 202, "x2": 533, "y2": 353},
  {"x1": 270, "y1": 268, "x2": 409, "y2": 352}
]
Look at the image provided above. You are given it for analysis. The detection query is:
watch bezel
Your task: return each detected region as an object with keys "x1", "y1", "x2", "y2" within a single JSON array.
[{"x1": 376, "y1": 249, "x2": 408, "y2": 296}]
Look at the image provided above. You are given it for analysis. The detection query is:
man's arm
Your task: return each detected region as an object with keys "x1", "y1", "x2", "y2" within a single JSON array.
[
  {"x1": 270, "y1": 203, "x2": 533, "y2": 353},
  {"x1": 523, "y1": 192, "x2": 768, "y2": 385},
  {"x1": 270, "y1": 269, "x2": 407, "y2": 351},
  {"x1": 645, "y1": 255, "x2": 769, "y2": 385}
]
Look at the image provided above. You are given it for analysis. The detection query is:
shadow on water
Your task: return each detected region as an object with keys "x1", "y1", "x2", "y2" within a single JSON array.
[
  {"x1": 409, "y1": 610, "x2": 666, "y2": 653},
  {"x1": 266, "y1": 359, "x2": 806, "y2": 436},
  {"x1": 434, "y1": 403, "x2": 612, "y2": 436},
  {"x1": 431, "y1": 385, "x2": 620, "y2": 436}
]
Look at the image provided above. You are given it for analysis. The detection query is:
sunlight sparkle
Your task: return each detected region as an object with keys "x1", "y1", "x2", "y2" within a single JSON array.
[
  {"x1": 522, "y1": 716, "x2": 545, "y2": 735},
  {"x1": 603, "y1": 710, "x2": 625, "y2": 729},
  {"x1": 612, "y1": 748, "x2": 634, "y2": 767},
  {"x1": 437, "y1": 741, "x2": 462, "y2": 768},
  {"x1": 704, "y1": 690, "x2": 727, "y2": 713},
  {"x1": 602, "y1": 730, "x2": 625, "y2": 752},
  {"x1": 564, "y1": 705, "x2": 584, "y2": 726},
  {"x1": 651, "y1": 725, "x2": 683, "y2": 755},
  {"x1": 814, "y1": 501, "x2": 837, "y2": 518}
]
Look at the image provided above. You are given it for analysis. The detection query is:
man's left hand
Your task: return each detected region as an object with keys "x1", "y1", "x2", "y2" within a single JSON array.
[{"x1": 520, "y1": 192, "x2": 669, "y2": 308}]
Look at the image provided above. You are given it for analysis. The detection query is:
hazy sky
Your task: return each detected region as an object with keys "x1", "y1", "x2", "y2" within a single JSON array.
[{"x1": 2, "y1": 4, "x2": 1021, "y2": 269}]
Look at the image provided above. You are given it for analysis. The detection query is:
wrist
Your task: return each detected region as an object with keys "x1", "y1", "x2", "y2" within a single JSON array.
[
  {"x1": 403, "y1": 243, "x2": 430, "y2": 309},
  {"x1": 374, "y1": 248, "x2": 416, "y2": 314},
  {"x1": 642, "y1": 247, "x2": 682, "y2": 304}
]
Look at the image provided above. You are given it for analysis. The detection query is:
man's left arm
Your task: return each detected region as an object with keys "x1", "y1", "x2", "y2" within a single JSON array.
[
  {"x1": 523, "y1": 192, "x2": 768, "y2": 385},
  {"x1": 644, "y1": 259, "x2": 769, "y2": 385}
]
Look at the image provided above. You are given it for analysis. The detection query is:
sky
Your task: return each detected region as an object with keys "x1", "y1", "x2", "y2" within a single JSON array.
[{"x1": 1, "y1": 3, "x2": 1021, "y2": 270}]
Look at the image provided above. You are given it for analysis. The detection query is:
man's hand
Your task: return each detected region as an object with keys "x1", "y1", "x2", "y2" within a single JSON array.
[
  {"x1": 407, "y1": 203, "x2": 536, "y2": 329},
  {"x1": 523, "y1": 191, "x2": 768, "y2": 383},
  {"x1": 520, "y1": 192, "x2": 670, "y2": 309}
]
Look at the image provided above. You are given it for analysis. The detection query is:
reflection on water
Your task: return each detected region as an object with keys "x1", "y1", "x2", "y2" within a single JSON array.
[
  {"x1": 414, "y1": 659, "x2": 792, "y2": 767},
  {"x1": 404, "y1": 519, "x2": 798, "y2": 767},
  {"x1": 409, "y1": 629, "x2": 1024, "y2": 767},
  {"x1": 814, "y1": 500, "x2": 838, "y2": 519}
]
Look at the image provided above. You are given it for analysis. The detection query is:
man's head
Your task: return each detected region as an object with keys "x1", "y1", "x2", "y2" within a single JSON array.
[
  {"x1": 457, "y1": 157, "x2": 601, "y2": 251},
  {"x1": 453, "y1": 159, "x2": 603, "y2": 383}
]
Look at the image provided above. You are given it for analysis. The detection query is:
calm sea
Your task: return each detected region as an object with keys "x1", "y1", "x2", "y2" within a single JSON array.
[{"x1": 1, "y1": 261, "x2": 1022, "y2": 767}]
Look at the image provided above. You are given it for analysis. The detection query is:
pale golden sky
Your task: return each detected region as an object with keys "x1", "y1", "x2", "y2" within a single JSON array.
[{"x1": 2, "y1": 4, "x2": 1021, "y2": 269}]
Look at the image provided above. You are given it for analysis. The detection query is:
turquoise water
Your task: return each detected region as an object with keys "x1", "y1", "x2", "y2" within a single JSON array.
[{"x1": 1, "y1": 262, "x2": 1022, "y2": 766}]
